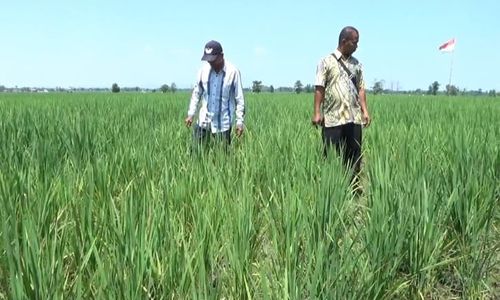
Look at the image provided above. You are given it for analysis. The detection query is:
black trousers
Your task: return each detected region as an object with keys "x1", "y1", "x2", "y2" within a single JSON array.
[
  {"x1": 192, "y1": 125, "x2": 231, "y2": 152},
  {"x1": 322, "y1": 123, "x2": 362, "y2": 177}
]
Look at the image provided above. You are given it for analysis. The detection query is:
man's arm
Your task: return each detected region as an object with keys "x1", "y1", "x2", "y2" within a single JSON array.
[
  {"x1": 234, "y1": 70, "x2": 245, "y2": 137},
  {"x1": 359, "y1": 88, "x2": 370, "y2": 127},
  {"x1": 357, "y1": 64, "x2": 371, "y2": 127},
  {"x1": 185, "y1": 70, "x2": 203, "y2": 127},
  {"x1": 312, "y1": 58, "x2": 326, "y2": 126},
  {"x1": 312, "y1": 86, "x2": 324, "y2": 126}
]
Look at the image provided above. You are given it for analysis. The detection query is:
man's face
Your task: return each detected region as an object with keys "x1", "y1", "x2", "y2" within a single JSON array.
[
  {"x1": 209, "y1": 54, "x2": 224, "y2": 71},
  {"x1": 344, "y1": 32, "x2": 359, "y2": 56}
]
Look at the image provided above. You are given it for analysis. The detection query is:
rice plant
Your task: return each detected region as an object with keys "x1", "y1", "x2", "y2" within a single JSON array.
[{"x1": 0, "y1": 92, "x2": 498, "y2": 299}]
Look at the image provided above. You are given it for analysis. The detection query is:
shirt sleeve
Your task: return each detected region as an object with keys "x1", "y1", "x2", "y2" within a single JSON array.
[
  {"x1": 314, "y1": 58, "x2": 326, "y2": 87},
  {"x1": 187, "y1": 69, "x2": 203, "y2": 117},
  {"x1": 233, "y1": 70, "x2": 245, "y2": 127},
  {"x1": 357, "y1": 63, "x2": 365, "y2": 90}
]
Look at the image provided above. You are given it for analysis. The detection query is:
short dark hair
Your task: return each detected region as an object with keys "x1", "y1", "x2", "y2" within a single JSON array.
[{"x1": 338, "y1": 26, "x2": 359, "y2": 45}]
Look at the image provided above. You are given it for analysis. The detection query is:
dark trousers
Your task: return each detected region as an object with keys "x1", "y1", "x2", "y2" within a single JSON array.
[
  {"x1": 192, "y1": 125, "x2": 231, "y2": 152},
  {"x1": 322, "y1": 123, "x2": 362, "y2": 180}
]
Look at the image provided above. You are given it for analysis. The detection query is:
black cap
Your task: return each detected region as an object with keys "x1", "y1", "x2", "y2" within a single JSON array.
[{"x1": 201, "y1": 40, "x2": 223, "y2": 62}]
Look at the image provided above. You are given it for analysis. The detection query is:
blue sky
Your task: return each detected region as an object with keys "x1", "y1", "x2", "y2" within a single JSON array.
[{"x1": 1, "y1": 0, "x2": 499, "y2": 91}]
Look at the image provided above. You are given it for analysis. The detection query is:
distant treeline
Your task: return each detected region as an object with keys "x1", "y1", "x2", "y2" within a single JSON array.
[{"x1": 0, "y1": 84, "x2": 497, "y2": 97}]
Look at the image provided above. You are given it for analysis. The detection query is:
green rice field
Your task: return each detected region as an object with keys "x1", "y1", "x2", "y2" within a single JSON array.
[{"x1": 0, "y1": 92, "x2": 498, "y2": 299}]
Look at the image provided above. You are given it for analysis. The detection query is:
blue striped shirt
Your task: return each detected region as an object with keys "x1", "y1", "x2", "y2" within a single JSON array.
[{"x1": 187, "y1": 61, "x2": 245, "y2": 133}]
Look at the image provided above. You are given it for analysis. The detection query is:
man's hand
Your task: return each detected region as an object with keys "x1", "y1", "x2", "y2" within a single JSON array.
[
  {"x1": 185, "y1": 116, "x2": 193, "y2": 127},
  {"x1": 236, "y1": 125, "x2": 244, "y2": 137},
  {"x1": 311, "y1": 113, "x2": 323, "y2": 127},
  {"x1": 363, "y1": 112, "x2": 371, "y2": 128}
]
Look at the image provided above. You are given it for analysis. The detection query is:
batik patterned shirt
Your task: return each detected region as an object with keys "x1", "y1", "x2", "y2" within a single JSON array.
[{"x1": 315, "y1": 49, "x2": 365, "y2": 127}]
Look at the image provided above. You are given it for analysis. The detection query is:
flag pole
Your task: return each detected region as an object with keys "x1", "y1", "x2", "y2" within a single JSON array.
[
  {"x1": 439, "y1": 38, "x2": 456, "y2": 93},
  {"x1": 448, "y1": 49, "x2": 454, "y2": 88}
]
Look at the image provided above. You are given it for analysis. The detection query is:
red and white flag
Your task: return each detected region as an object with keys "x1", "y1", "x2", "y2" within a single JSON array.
[{"x1": 438, "y1": 38, "x2": 456, "y2": 52}]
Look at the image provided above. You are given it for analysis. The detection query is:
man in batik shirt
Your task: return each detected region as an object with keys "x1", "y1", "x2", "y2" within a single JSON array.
[{"x1": 312, "y1": 26, "x2": 371, "y2": 191}]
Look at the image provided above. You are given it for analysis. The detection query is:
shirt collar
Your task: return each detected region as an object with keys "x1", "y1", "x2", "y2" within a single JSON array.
[
  {"x1": 333, "y1": 49, "x2": 350, "y2": 61},
  {"x1": 209, "y1": 62, "x2": 227, "y2": 75}
]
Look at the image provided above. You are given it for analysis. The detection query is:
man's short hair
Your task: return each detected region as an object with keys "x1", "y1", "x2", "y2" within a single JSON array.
[{"x1": 338, "y1": 26, "x2": 359, "y2": 45}]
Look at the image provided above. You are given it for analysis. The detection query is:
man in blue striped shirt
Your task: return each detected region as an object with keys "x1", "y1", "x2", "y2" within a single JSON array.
[{"x1": 185, "y1": 40, "x2": 245, "y2": 149}]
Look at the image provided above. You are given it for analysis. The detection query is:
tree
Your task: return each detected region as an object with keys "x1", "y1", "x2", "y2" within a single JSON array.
[
  {"x1": 160, "y1": 84, "x2": 170, "y2": 93},
  {"x1": 372, "y1": 80, "x2": 384, "y2": 95},
  {"x1": 445, "y1": 84, "x2": 459, "y2": 96},
  {"x1": 427, "y1": 81, "x2": 439, "y2": 95},
  {"x1": 488, "y1": 89, "x2": 496, "y2": 97},
  {"x1": 0, "y1": 85, "x2": 5, "y2": 92},
  {"x1": 269, "y1": 85, "x2": 274, "y2": 93},
  {"x1": 252, "y1": 80, "x2": 262, "y2": 93},
  {"x1": 294, "y1": 80, "x2": 303, "y2": 94},
  {"x1": 170, "y1": 82, "x2": 177, "y2": 93},
  {"x1": 111, "y1": 83, "x2": 120, "y2": 93},
  {"x1": 304, "y1": 84, "x2": 314, "y2": 93}
]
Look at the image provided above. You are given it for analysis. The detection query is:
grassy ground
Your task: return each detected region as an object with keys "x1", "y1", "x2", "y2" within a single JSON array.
[{"x1": 0, "y1": 92, "x2": 498, "y2": 299}]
